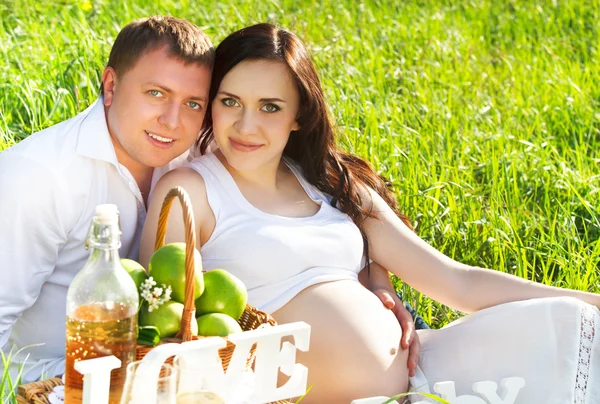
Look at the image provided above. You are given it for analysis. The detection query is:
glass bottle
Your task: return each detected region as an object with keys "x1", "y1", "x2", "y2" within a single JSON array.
[{"x1": 65, "y1": 204, "x2": 139, "y2": 403}]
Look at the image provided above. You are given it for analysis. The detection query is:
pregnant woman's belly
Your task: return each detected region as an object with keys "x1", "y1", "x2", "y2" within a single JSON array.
[{"x1": 272, "y1": 280, "x2": 409, "y2": 403}]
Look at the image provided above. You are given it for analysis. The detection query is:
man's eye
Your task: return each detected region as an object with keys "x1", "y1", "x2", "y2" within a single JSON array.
[
  {"x1": 187, "y1": 101, "x2": 201, "y2": 110},
  {"x1": 221, "y1": 98, "x2": 239, "y2": 107},
  {"x1": 261, "y1": 103, "x2": 281, "y2": 113},
  {"x1": 149, "y1": 90, "x2": 163, "y2": 97}
]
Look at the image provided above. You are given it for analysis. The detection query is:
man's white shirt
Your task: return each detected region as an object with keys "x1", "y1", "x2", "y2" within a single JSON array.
[{"x1": 0, "y1": 98, "x2": 188, "y2": 383}]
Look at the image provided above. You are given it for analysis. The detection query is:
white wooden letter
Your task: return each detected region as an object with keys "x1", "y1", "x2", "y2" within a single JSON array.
[
  {"x1": 434, "y1": 381, "x2": 488, "y2": 404},
  {"x1": 228, "y1": 322, "x2": 310, "y2": 403},
  {"x1": 472, "y1": 378, "x2": 526, "y2": 404},
  {"x1": 74, "y1": 355, "x2": 121, "y2": 404}
]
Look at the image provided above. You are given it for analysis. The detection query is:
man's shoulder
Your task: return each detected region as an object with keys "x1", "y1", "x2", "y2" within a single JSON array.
[{"x1": 1, "y1": 101, "x2": 98, "y2": 168}]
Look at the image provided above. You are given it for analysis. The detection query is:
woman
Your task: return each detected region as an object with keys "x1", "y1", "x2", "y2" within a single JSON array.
[{"x1": 141, "y1": 23, "x2": 600, "y2": 403}]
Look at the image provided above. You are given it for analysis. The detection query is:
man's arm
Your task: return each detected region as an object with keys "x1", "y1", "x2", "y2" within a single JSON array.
[
  {"x1": 358, "y1": 262, "x2": 420, "y2": 377},
  {"x1": 0, "y1": 153, "x2": 67, "y2": 348}
]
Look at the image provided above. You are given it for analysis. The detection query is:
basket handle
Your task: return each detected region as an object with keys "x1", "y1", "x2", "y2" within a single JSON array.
[{"x1": 155, "y1": 186, "x2": 198, "y2": 342}]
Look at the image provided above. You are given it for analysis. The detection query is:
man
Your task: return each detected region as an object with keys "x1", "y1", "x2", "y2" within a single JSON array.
[{"x1": 0, "y1": 16, "x2": 418, "y2": 384}]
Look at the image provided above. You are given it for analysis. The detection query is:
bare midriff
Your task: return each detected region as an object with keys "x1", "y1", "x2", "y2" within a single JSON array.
[{"x1": 272, "y1": 280, "x2": 410, "y2": 403}]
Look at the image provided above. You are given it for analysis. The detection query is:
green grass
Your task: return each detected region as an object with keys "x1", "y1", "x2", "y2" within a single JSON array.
[{"x1": 1, "y1": 0, "x2": 600, "y2": 399}]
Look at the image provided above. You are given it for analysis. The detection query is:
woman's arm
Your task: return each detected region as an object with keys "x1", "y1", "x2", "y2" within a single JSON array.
[
  {"x1": 140, "y1": 167, "x2": 214, "y2": 268},
  {"x1": 363, "y1": 188, "x2": 600, "y2": 312}
]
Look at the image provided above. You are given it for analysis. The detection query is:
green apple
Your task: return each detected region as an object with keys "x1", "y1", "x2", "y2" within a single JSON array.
[
  {"x1": 120, "y1": 258, "x2": 148, "y2": 292},
  {"x1": 194, "y1": 269, "x2": 247, "y2": 320},
  {"x1": 196, "y1": 313, "x2": 242, "y2": 337},
  {"x1": 149, "y1": 243, "x2": 204, "y2": 304},
  {"x1": 139, "y1": 301, "x2": 198, "y2": 338}
]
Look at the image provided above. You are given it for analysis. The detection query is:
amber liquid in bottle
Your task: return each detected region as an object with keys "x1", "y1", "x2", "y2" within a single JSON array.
[{"x1": 65, "y1": 303, "x2": 136, "y2": 403}]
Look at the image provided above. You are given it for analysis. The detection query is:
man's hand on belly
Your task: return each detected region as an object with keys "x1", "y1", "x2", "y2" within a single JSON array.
[{"x1": 359, "y1": 262, "x2": 420, "y2": 377}]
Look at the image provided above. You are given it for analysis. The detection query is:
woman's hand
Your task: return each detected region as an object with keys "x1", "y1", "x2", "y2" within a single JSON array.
[{"x1": 359, "y1": 263, "x2": 420, "y2": 377}]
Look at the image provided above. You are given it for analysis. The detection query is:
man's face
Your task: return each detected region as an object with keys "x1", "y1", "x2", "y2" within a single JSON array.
[{"x1": 103, "y1": 45, "x2": 211, "y2": 172}]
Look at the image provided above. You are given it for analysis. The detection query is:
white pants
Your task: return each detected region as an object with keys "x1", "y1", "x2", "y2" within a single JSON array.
[{"x1": 409, "y1": 297, "x2": 599, "y2": 404}]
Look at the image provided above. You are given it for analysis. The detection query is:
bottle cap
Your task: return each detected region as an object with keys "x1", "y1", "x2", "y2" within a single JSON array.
[{"x1": 95, "y1": 204, "x2": 119, "y2": 225}]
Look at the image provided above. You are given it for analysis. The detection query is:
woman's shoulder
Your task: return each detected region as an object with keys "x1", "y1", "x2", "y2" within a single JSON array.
[
  {"x1": 157, "y1": 165, "x2": 206, "y2": 185},
  {"x1": 142, "y1": 163, "x2": 213, "y2": 265},
  {"x1": 151, "y1": 164, "x2": 209, "y2": 208},
  {"x1": 186, "y1": 151, "x2": 218, "y2": 171}
]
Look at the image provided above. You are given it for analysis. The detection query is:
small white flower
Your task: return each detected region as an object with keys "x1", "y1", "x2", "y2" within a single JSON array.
[{"x1": 140, "y1": 276, "x2": 172, "y2": 311}]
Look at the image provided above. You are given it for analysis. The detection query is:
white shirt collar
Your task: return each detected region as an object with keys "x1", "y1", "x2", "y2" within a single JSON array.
[{"x1": 75, "y1": 97, "x2": 119, "y2": 167}]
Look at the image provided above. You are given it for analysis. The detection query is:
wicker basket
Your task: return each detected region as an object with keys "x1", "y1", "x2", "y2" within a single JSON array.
[
  {"x1": 16, "y1": 378, "x2": 62, "y2": 404},
  {"x1": 137, "y1": 186, "x2": 292, "y2": 403},
  {"x1": 136, "y1": 186, "x2": 278, "y2": 372}
]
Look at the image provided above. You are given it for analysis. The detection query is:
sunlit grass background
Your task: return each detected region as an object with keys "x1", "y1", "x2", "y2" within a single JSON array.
[{"x1": 1, "y1": 0, "x2": 599, "y2": 398}]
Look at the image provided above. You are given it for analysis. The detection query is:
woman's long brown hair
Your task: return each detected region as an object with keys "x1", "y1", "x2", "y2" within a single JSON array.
[{"x1": 198, "y1": 23, "x2": 412, "y2": 271}]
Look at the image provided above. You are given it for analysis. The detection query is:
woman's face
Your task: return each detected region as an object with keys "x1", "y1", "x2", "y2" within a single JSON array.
[{"x1": 211, "y1": 59, "x2": 300, "y2": 173}]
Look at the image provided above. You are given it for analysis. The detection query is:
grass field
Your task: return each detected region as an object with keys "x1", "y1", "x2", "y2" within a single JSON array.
[{"x1": 1, "y1": 0, "x2": 599, "y2": 398}]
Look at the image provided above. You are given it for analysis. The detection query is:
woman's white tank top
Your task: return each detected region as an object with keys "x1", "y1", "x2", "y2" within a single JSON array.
[{"x1": 186, "y1": 152, "x2": 365, "y2": 313}]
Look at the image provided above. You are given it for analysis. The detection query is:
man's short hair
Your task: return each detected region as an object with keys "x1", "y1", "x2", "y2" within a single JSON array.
[{"x1": 100, "y1": 16, "x2": 214, "y2": 94}]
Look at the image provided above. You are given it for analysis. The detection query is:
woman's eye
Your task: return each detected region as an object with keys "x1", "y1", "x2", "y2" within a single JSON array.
[
  {"x1": 187, "y1": 101, "x2": 201, "y2": 110},
  {"x1": 261, "y1": 103, "x2": 281, "y2": 113},
  {"x1": 221, "y1": 98, "x2": 239, "y2": 107},
  {"x1": 149, "y1": 90, "x2": 163, "y2": 97}
]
